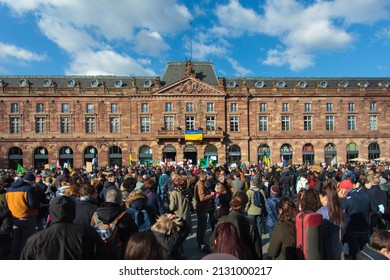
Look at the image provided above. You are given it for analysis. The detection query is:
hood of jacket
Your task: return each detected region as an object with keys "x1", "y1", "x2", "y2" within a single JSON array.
[
  {"x1": 127, "y1": 192, "x2": 147, "y2": 209},
  {"x1": 96, "y1": 202, "x2": 123, "y2": 224},
  {"x1": 49, "y1": 196, "x2": 76, "y2": 224},
  {"x1": 10, "y1": 179, "x2": 30, "y2": 189}
]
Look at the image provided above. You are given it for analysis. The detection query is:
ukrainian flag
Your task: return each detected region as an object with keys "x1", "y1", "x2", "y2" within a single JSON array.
[
  {"x1": 263, "y1": 150, "x2": 271, "y2": 166},
  {"x1": 185, "y1": 129, "x2": 203, "y2": 141}
]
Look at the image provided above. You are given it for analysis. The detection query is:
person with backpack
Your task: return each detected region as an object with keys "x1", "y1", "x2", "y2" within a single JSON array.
[
  {"x1": 245, "y1": 178, "x2": 267, "y2": 239},
  {"x1": 125, "y1": 189, "x2": 156, "y2": 232},
  {"x1": 296, "y1": 189, "x2": 324, "y2": 260},
  {"x1": 92, "y1": 188, "x2": 138, "y2": 259},
  {"x1": 21, "y1": 195, "x2": 108, "y2": 260}
]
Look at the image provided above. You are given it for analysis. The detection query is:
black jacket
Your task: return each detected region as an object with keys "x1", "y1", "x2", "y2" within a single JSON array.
[
  {"x1": 74, "y1": 197, "x2": 98, "y2": 227},
  {"x1": 20, "y1": 196, "x2": 108, "y2": 260},
  {"x1": 356, "y1": 244, "x2": 389, "y2": 260},
  {"x1": 94, "y1": 202, "x2": 139, "y2": 244}
]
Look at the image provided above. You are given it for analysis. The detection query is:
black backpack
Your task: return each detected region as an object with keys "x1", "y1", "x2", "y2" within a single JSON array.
[{"x1": 91, "y1": 211, "x2": 126, "y2": 259}]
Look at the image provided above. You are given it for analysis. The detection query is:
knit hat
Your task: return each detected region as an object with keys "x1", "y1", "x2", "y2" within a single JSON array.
[{"x1": 270, "y1": 185, "x2": 279, "y2": 194}]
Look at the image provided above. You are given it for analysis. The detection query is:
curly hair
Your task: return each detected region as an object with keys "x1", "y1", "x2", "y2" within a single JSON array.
[
  {"x1": 278, "y1": 197, "x2": 297, "y2": 244},
  {"x1": 300, "y1": 189, "x2": 321, "y2": 212}
]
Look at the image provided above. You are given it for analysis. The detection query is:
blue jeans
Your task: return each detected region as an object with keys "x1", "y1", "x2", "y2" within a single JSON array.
[
  {"x1": 247, "y1": 214, "x2": 263, "y2": 238},
  {"x1": 196, "y1": 211, "x2": 208, "y2": 247}
]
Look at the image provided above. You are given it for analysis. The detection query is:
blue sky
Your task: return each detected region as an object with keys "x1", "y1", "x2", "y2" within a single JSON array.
[{"x1": 0, "y1": 0, "x2": 390, "y2": 78}]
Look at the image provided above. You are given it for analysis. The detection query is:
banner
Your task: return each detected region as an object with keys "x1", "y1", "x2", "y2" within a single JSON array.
[
  {"x1": 86, "y1": 161, "x2": 93, "y2": 172},
  {"x1": 185, "y1": 129, "x2": 203, "y2": 141}
]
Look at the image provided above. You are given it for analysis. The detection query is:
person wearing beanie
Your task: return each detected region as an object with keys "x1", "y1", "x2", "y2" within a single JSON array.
[{"x1": 265, "y1": 185, "x2": 282, "y2": 239}]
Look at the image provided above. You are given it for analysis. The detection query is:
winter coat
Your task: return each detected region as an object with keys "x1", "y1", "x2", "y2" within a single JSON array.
[
  {"x1": 20, "y1": 196, "x2": 108, "y2": 260},
  {"x1": 267, "y1": 221, "x2": 296, "y2": 260},
  {"x1": 169, "y1": 189, "x2": 192, "y2": 231},
  {"x1": 193, "y1": 179, "x2": 214, "y2": 213},
  {"x1": 93, "y1": 202, "x2": 139, "y2": 245},
  {"x1": 265, "y1": 195, "x2": 282, "y2": 227},
  {"x1": 356, "y1": 244, "x2": 389, "y2": 260},
  {"x1": 144, "y1": 189, "x2": 166, "y2": 216},
  {"x1": 0, "y1": 205, "x2": 12, "y2": 258},
  {"x1": 245, "y1": 187, "x2": 266, "y2": 216},
  {"x1": 152, "y1": 218, "x2": 190, "y2": 260},
  {"x1": 340, "y1": 187, "x2": 379, "y2": 232},
  {"x1": 74, "y1": 197, "x2": 98, "y2": 227},
  {"x1": 6, "y1": 180, "x2": 40, "y2": 218}
]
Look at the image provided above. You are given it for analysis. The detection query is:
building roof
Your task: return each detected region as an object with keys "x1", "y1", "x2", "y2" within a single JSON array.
[{"x1": 0, "y1": 61, "x2": 389, "y2": 89}]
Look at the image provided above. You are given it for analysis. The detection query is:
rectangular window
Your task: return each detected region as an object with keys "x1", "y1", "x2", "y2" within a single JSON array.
[
  {"x1": 60, "y1": 117, "x2": 71, "y2": 133},
  {"x1": 164, "y1": 116, "x2": 174, "y2": 130},
  {"x1": 304, "y1": 103, "x2": 311, "y2": 112},
  {"x1": 326, "y1": 116, "x2": 334, "y2": 131},
  {"x1": 35, "y1": 117, "x2": 46, "y2": 133},
  {"x1": 10, "y1": 117, "x2": 20, "y2": 134},
  {"x1": 165, "y1": 102, "x2": 173, "y2": 112},
  {"x1": 36, "y1": 103, "x2": 45, "y2": 113},
  {"x1": 141, "y1": 103, "x2": 149, "y2": 113},
  {"x1": 61, "y1": 103, "x2": 70, "y2": 113},
  {"x1": 282, "y1": 103, "x2": 289, "y2": 112},
  {"x1": 111, "y1": 103, "x2": 119, "y2": 113},
  {"x1": 86, "y1": 103, "x2": 94, "y2": 113},
  {"x1": 230, "y1": 116, "x2": 239, "y2": 132},
  {"x1": 10, "y1": 103, "x2": 19, "y2": 113},
  {"x1": 348, "y1": 103, "x2": 355, "y2": 112},
  {"x1": 206, "y1": 102, "x2": 215, "y2": 112},
  {"x1": 260, "y1": 103, "x2": 267, "y2": 112},
  {"x1": 348, "y1": 115, "x2": 356, "y2": 130},
  {"x1": 304, "y1": 116, "x2": 312, "y2": 131},
  {"x1": 85, "y1": 117, "x2": 96, "y2": 133},
  {"x1": 370, "y1": 102, "x2": 376, "y2": 112},
  {"x1": 369, "y1": 115, "x2": 377, "y2": 130},
  {"x1": 140, "y1": 116, "x2": 150, "y2": 132},
  {"x1": 326, "y1": 103, "x2": 333, "y2": 112},
  {"x1": 110, "y1": 117, "x2": 120, "y2": 133},
  {"x1": 259, "y1": 116, "x2": 268, "y2": 131},
  {"x1": 230, "y1": 103, "x2": 238, "y2": 112},
  {"x1": 281, "y1": 116, "x2": 290, "y2": 131},
  {"x1": 185, "y1": 116, "x2": 195, "y2": 130},
  {"x1": 206, "y1": 116, "x2": 216, "y2": 130},
  {"x1": 186, "y1": 102, "x2": 193, "y2": 112}
]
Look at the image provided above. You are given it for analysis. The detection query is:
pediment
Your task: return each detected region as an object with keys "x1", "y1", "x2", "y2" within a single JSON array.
[{"x1": 154, "y1": 76, "x2": 224, "y2": 95}]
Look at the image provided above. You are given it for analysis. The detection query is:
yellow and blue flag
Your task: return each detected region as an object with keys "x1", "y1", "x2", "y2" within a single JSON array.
[{"x1": 185, "y1": 129, "x2": 203, "y2": 141}]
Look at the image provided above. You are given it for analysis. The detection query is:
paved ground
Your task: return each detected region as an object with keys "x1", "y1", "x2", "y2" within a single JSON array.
[{"x1": 182, "y1": 213, "x2": 270, "y2": 260}]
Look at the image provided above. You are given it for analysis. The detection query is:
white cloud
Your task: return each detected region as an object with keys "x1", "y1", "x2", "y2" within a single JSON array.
[
  {"x1": 133, "y1": 30, "x2": 170, "y2": 56},
  {"x1": 212, "y1": 0, "x2": 389, "y2": 70},
  {"x1": 375, "y1": 27, "x2": 390, "y2": 39},
  {"x1": 0, "y1": 0, "x2": 191, "y2": 74},
  {"x1": 66, "y1": 50, "x2": 156, "y2": 76},
  {"x1": 226, "y1": 57, "x2": 252, "y2": 76},
  {"x1": 0, "y1": 42, "x2": 46, "y2": 64}
]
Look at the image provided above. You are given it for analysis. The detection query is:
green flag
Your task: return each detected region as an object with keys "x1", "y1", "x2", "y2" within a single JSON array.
[{"x1": 16, "y1": 163, "x2": 26, "y2": 174}]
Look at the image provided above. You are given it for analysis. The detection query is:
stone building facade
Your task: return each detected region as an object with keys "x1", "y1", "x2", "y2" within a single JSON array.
[{"x1": 0, "y1": 61, "x2": 389, "y2": 169}]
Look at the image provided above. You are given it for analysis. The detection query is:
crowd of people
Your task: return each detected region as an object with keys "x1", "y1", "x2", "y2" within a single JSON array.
[{"x1": 0, "y1": 160, "x2": 389, "y2": 260}]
